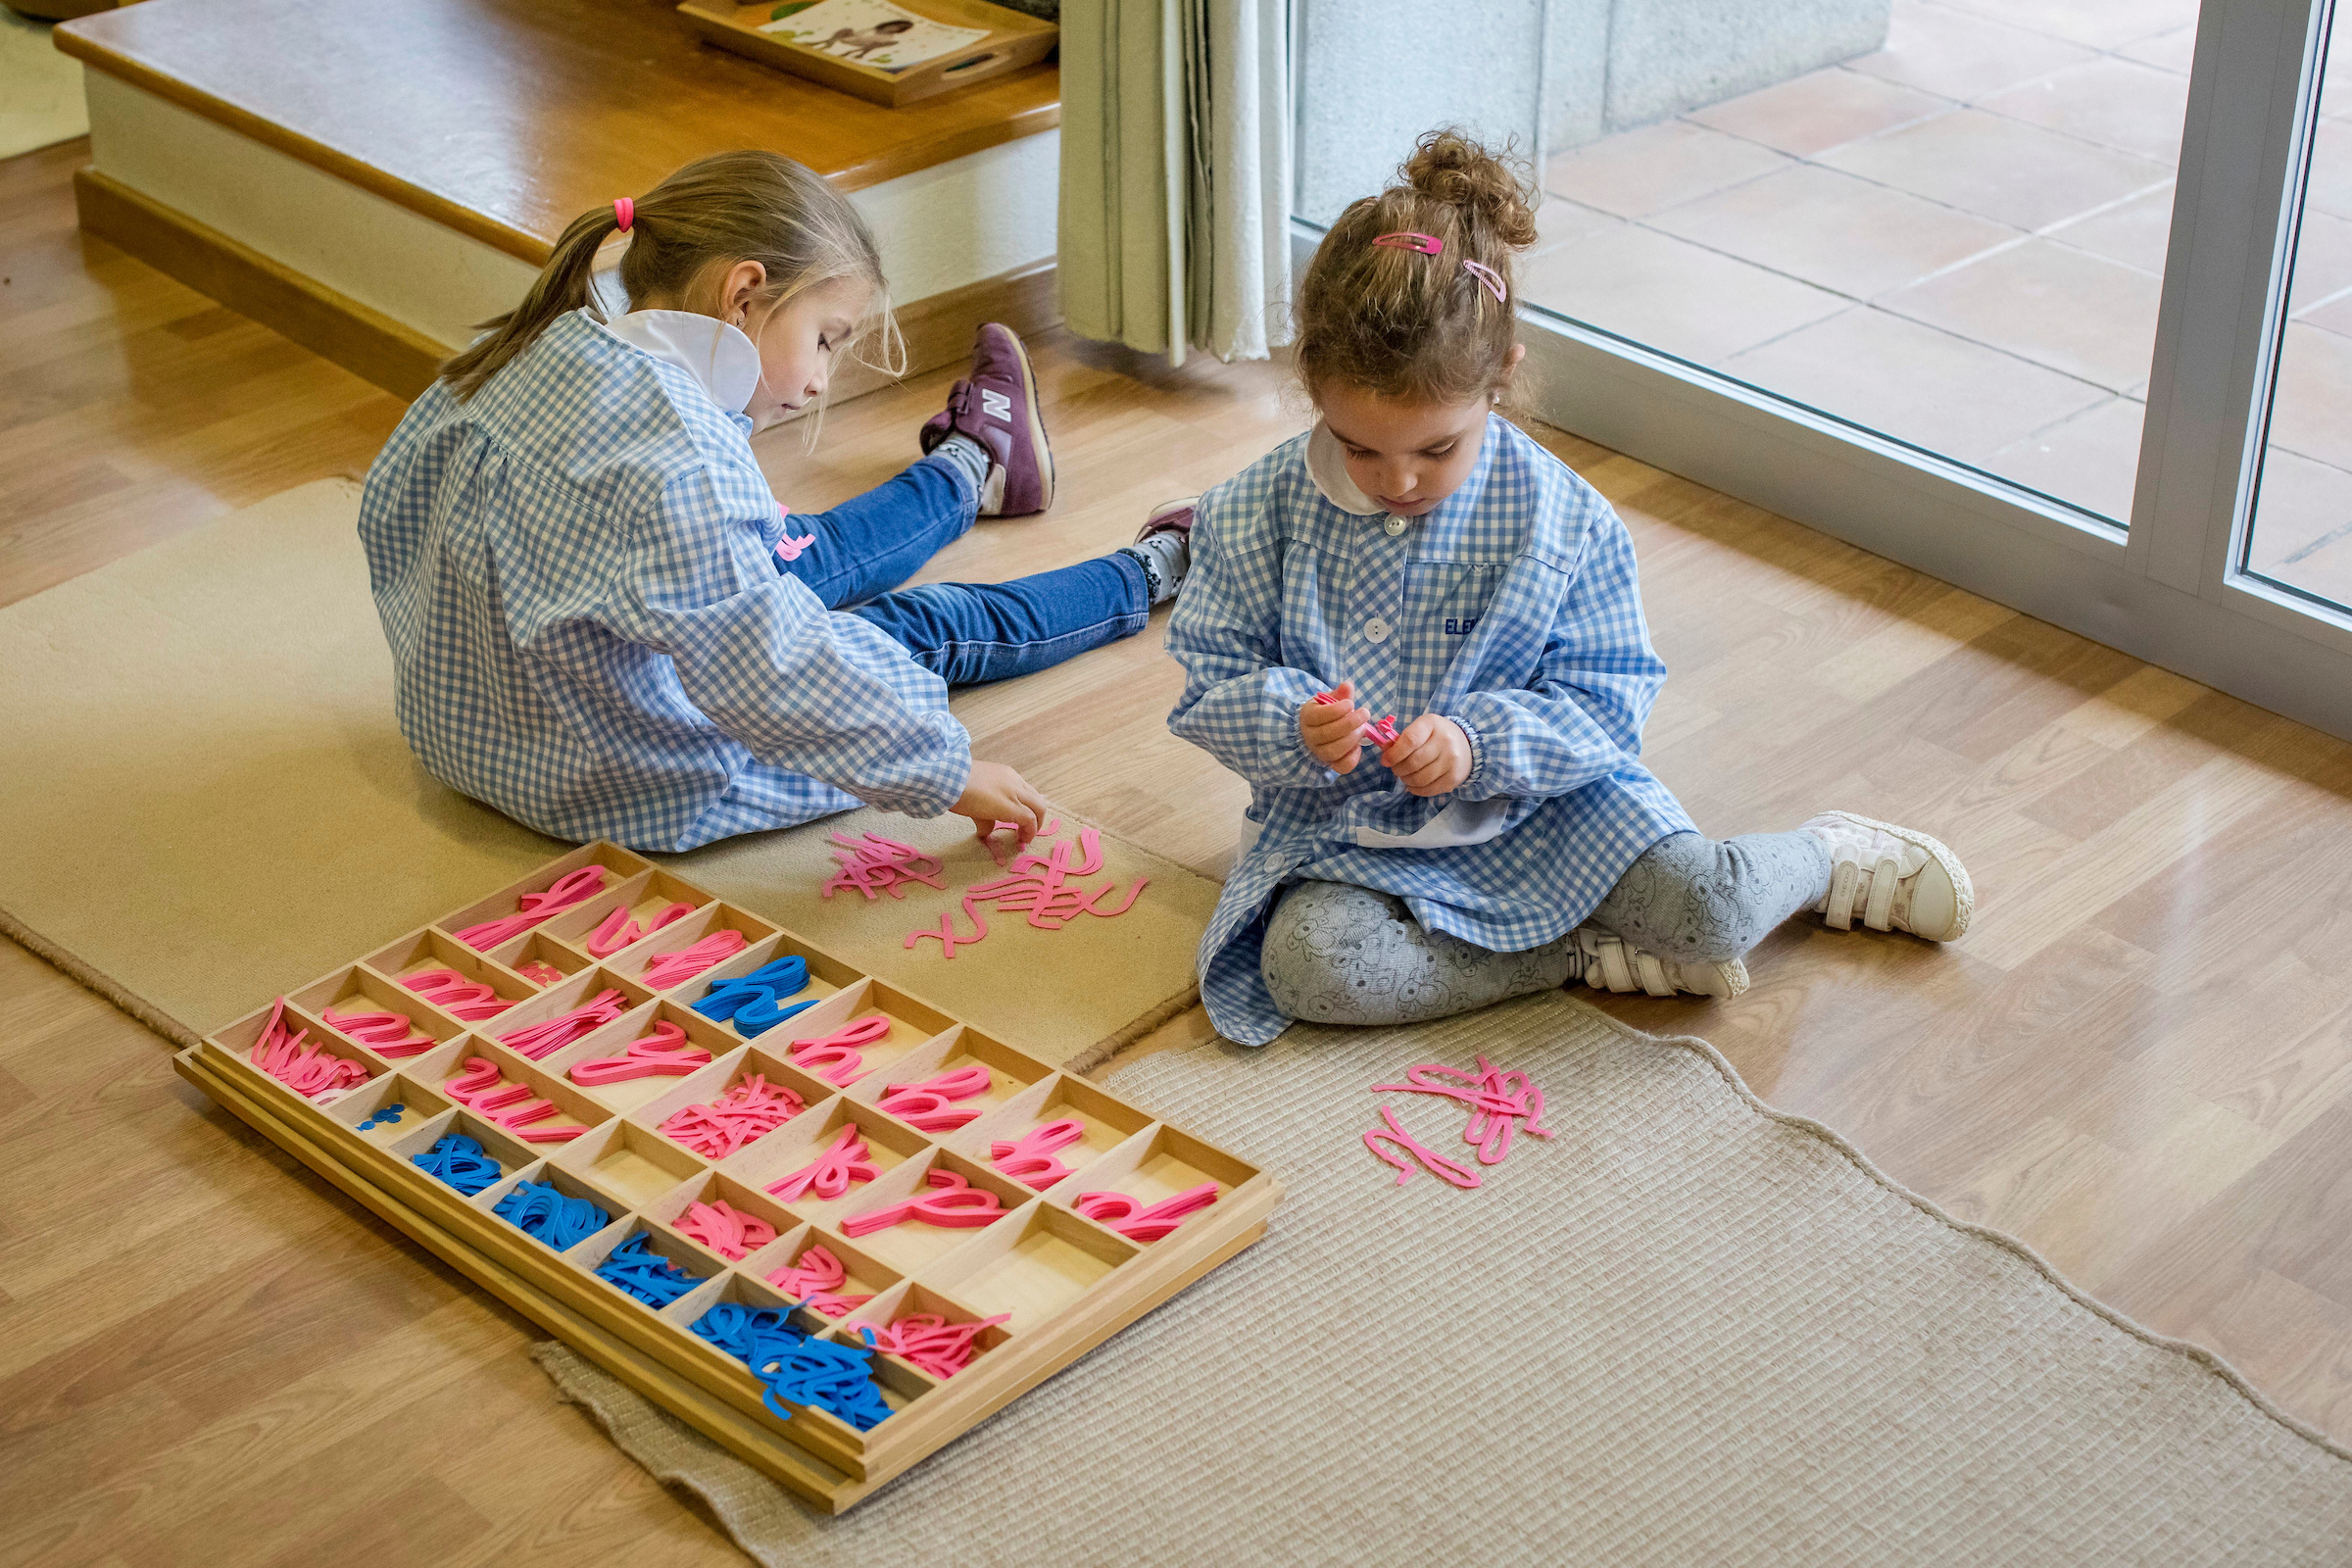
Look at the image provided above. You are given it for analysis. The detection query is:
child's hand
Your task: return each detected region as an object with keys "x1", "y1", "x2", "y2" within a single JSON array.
[
  {"x1": 953, "y1": 760, "x2": 1049, "y2": 845},
  {"x1": 1380, "y1": 715, "x2": 1472, "y2": 798},
  {"x1": 1300, "y1": 682, "x2": 1370, "y2": 774}
]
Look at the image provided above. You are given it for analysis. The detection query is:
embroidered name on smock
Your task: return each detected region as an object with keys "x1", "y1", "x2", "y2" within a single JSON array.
[{"x1": 1445, "y1": 616, "x2": 1480, "y2": 635}]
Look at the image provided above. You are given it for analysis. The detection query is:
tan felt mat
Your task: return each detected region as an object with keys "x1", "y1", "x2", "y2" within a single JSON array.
[
  {"x1": 0, "y1": 481, "x2": 1216, "y2": 1067},
  {"x1": 539, "y1": 992, "x2": 2352, "y2": 1566}
]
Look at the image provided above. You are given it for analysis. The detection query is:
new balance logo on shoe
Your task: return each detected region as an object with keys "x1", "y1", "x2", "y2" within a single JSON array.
[{"x1": 981, "y1": 388, "x2": 1013, "y2": 423}]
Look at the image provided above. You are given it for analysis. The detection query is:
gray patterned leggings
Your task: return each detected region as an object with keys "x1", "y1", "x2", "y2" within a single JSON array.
[{"x1": 1257, "y1": 829, "x2": 1830, "y2": 1028}]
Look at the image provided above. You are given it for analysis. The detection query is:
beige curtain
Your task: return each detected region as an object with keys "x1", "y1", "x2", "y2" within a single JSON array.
[{"x1": 1058, "y1": 0, "x2": 1293, "y2": 365}]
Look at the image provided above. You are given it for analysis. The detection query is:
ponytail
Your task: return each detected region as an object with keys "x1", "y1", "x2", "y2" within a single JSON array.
[
  {"x1": 440, "y1": 206, "x2": 619, "y2": 400},
  {"x1": 438, "y1": 150, "x2": 901, "y2": 402},
  {"x1": 1295, "y1": 127, "x2": 1539, "y2": 409}
]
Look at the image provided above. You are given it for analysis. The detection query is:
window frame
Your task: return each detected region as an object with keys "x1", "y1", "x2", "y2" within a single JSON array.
[{"x1": 1294, "y1": 0, "x2": 2352, "y2": 742}]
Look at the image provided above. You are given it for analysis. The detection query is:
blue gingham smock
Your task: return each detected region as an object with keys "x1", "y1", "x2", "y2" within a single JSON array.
[
  {"x1": 359, "y1": 309, "x2": 970, "y2": 852},
  {"x1": 1167, "y1": 415, "x2": 1696, "y2": 1045}
]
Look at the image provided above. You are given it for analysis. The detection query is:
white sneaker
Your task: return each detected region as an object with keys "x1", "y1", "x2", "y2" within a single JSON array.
[
  {"x1": 1568, "y1": 927, "x2": 1749, "y2": 1000},
  {"x1": 1801, "y1": 810, "x2": 1974, "y2": 942}
]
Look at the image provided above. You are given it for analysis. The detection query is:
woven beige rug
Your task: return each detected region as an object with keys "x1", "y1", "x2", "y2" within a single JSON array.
[
  {"x1": 0, "y1": 481, "x2": 1216, "y2": 1067},
  {"x1": 540, "y1": 992, "x2": 2352, "y2": 1565}
]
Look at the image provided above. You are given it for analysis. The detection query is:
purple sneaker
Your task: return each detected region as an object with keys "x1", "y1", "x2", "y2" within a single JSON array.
[{"x1": 918, "y1": 322, "x2": 1054, "y2": 516}]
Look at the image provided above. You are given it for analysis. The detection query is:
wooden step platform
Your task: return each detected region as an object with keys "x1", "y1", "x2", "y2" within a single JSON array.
[{"x1": 56, "y1": 0, "x2": 1065, "y2": 399}]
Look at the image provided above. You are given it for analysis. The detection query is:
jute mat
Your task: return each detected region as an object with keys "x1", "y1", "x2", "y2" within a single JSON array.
[
  {"x1": 0, "y1": 480, "x2": 1216, "y2": 1068},
  {"x1": 539, "y1": 992, "x2": 2352, "y2": 1566}
]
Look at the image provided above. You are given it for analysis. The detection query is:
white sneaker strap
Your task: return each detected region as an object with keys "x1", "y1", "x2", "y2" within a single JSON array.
[
  {"x1": 1824, "y1": 858, "x2": 1859, "y2": 931},
  {"x1": 1863, "y1": 853, "x2": 1900, "y2": 932},
  {"x1": 1635, "y1": 950, "x2": 1675, "y2": 998}
]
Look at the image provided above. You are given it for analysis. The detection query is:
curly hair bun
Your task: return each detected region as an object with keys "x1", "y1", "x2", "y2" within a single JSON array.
[{"x1": 1401, "y1": 128, "x2": 1539, "y2": 251}]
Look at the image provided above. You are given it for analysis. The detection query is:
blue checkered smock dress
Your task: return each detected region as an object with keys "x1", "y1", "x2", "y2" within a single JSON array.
[
  {"x1": 1167, "y1": 415, "x2": 1695, "y2": 1045},
  {"x1": 359, "y1": 310, "x2": 969, "y2": 853}
]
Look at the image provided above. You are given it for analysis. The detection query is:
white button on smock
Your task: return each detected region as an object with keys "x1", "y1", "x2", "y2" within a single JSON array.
[
  {"x1": 1383, "y1": 515, "x2": 1407, "y2": 536},
  {"x1": 1364, "y1": 617, "x2": 1392, "y2": 643}
]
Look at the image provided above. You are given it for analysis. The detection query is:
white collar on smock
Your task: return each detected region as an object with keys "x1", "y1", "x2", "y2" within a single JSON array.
[
  {"x1": 1305, "y1": 420, "x2": 1386, "y2": 516},
  {"x1": 598, "y1": 308, "x2": 763, "y2": 416}
]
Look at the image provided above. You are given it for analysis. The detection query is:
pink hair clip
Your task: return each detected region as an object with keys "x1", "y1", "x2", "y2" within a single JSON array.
[
  {"x1": 1372, "y1": 230, "x2": 1442, "y2": 255},
  {"x1": 1460, "y1": 259, "x2": 1508, "y2": 306},
  {"x1": 612, "y1": 196, "x2": 634, "y2": 233}
]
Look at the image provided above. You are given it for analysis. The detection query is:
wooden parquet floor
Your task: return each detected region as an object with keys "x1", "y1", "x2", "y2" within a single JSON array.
[{"x1": 4, "y1": 135, "x2": 2350, "y2": 1564}]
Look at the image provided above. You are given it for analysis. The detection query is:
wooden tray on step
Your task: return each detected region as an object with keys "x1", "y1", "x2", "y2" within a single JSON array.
[{"x1": 678, "y1": 0, "x2": 1057, "y2": 108}]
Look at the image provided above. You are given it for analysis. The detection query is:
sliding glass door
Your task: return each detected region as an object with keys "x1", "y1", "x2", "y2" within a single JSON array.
[
  {"x1": 1291, "y1": 0, "x2": 2352, "y2": 742},
  {"x1": 2244, "y1": 9, "x2": 2350, "y2": 612}
]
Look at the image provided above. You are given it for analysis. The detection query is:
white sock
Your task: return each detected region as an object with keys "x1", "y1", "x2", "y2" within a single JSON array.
[
  {"x1": 933, "y1": 433, "x2": 993, "y2": 496},
  {"x1": 1116, "y1": 530, "x2": 1191, "y2": 606}
]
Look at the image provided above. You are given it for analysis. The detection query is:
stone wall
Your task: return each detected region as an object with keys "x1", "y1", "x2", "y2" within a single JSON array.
[{"x1": 1294, "y1": 0, "x2": 1890, "y2": 224}]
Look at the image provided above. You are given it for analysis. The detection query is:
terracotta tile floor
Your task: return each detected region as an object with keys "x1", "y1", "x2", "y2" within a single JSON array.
[{"x1": 1529, "y1": 0, "x2": 2352, "y2": 611}]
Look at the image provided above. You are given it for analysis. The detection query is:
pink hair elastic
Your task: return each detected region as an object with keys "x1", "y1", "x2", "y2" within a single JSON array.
[
  {"x1": 838, "y1": 1168, "x2": 1006, "y2": 1237},
  {"x1": 1071, "y1": 1181, "x2": 1221, "y2": 1243},
  {"x1": 990, "y1": 1117, "x2": 1087, "y2": 1191},
  {"x1": 613, "y1": 196, "x2": 634, "y2": 232},
  {"x1": 765, "y1": 1124, "x2": 879, "y2": 1204}
]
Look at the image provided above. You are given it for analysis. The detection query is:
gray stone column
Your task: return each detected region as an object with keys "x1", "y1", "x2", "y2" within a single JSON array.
[{"x1": 1290, "y1": 0, "x2": 1894, "y2": 226}]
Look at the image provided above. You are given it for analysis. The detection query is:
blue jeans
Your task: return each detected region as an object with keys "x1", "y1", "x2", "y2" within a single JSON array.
[{"x1": 777, "y1": 454, "x2": 1150, "y2": 686}]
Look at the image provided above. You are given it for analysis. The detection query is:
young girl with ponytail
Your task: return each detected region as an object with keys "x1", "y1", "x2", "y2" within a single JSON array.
[
  {"x1": 1164, "y1": 130, "x2": 1977, "y2": 1046},
  {"x1": 361, "y1": 151, "x2": 1193, "y2": 853}
]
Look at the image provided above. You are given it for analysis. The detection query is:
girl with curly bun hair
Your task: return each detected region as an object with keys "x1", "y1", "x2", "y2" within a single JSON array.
[{"x1": 1159, "y1": 129, "x2": 1976, "y2": 1046}]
